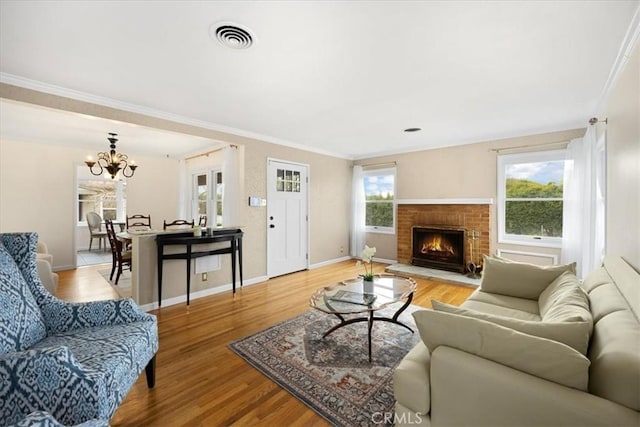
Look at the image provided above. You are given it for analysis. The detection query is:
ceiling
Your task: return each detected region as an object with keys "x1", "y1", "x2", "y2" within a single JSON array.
[{"x1": 1, "y1": 1, "x2": 638, "y2": 160}]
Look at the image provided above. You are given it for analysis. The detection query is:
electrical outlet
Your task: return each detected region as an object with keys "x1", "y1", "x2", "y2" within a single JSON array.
[
  {"x1": 202, "y1": 272, "x2": 208, "y2": 281},
  {"x1": 340, "y1": 246, "x2": 344, "y2": 253}
]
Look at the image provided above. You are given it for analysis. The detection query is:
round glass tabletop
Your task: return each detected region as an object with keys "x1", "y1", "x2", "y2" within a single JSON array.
[{"x1": 309, "y1": 274, "x2": 417, "y2": 315}]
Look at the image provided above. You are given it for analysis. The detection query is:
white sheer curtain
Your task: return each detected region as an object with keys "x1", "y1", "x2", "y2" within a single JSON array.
[
  {"x1": 350, "y1": 165, "x2": 366, "y2": 257},
  {"x1": 222, "y1": 145, "x2": 241, "y2": 226},
  {"x1": 176, "y1": 159, "x2": 188, "y2": 220},
  {"x1": 561, "y1": 125, "x2": 606, "y2": 278}
]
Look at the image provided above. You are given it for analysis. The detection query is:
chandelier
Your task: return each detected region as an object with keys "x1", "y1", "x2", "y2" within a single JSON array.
[{"x1": 85, "y1": 133, "x2": 138, "y2": 179}]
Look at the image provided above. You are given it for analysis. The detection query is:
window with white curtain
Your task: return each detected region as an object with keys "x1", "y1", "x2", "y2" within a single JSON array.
[
  {"x1": 497, "y1": 150, "x2": 566, "y2": 247},
  {"x1": 362, "y1": 167, "x2": 396, "y2": 234}
]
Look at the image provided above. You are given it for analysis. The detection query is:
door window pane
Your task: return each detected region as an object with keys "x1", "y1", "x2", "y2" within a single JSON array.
[{"x1": 196, "y1": 174, "x2": 207, "y2": 216}]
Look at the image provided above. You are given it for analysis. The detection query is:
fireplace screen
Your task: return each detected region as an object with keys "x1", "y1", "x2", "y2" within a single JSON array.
[{"x1": 412, "y1": 226, "x2": 465, "y2": 273}]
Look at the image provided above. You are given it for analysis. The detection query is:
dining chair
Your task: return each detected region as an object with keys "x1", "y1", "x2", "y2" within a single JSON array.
[
  {"x1": 199, "y1": 215, "x2": 207, "y2": 227},
  {"x1": 163, "y1": 219, "x2": 195, "y2": 230},
  {"x1": 105, "y1": 219, "x2": 132, "y2": 285},
  {"x1": 86, "y1": 212, "x2": 107, "y2": 251},
  {"x1": 126, "y1": 214, "x2": 151, "y2": 229}
]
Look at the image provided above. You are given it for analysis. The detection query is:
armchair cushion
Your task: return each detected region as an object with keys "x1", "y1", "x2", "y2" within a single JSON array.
[
  {"x1": 431, "y1": 300, "x2": 592, "y2": 354},
  {"x1": 0, "y1": 241, "x2": 47, "y2": 353},
  {"x1": 31, "y1": 321, "x2": 158, "y2": 406},
  {"x1": 413, "y1": 309, "x2": 590, "y2": 390},
  {"x1": 480, "y1": 255, "x2": 576, "y2": 300}
]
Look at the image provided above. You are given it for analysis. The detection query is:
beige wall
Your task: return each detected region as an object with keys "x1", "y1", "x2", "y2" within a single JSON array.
[
  {"x1": 0, "y1": 138, "x2": 180, "y2": 269},
  {"x1": 242, "y1": 140, "x2": 352, "y2": 272},
  {"x1": 355, "y1": 128, "x2": 586, "y2": 262},
  {"x1": 0, "y1": 85, "x2": 352, "y2": 288},
  {"x1": 603, "y1": 40, "x2": 640, "y2": 270}
]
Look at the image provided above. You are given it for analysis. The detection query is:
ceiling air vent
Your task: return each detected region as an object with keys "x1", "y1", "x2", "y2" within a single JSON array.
[{"x1": 211, "y1": 23, "x2": 254, "y2": 50}]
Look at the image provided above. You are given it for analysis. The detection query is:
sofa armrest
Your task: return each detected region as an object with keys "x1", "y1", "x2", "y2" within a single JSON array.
[
  {"x1": 40, "y1": 297, "x2": 156, "y2": 335},
  {"x1": 430, "y1": 346, "x2": 640, "y2": 427},
  {"x1": 0, "y1": 346, "x2": 111, "y2": 424},
  {"x1": 36, "y1": 258, "x2": 58, "y2": 295}
]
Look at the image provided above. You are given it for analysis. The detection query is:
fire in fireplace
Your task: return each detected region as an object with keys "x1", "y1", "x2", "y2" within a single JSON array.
[{"x1": 412, "y1": 226, "x2": 465, "y2": 273}]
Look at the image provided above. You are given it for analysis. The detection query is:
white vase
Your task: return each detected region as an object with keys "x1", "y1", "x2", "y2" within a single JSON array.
[{"x1": 363, "y1": 279, "x2": 374, "y2": 294}]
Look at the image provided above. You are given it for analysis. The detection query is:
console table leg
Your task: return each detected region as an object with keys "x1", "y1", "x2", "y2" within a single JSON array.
[
  {"x1": 231, "y1": 240, "x2": 236, "y2": 294},
  {"x1": 238, "y1": 237, "x2": 243, "y2": 288}
]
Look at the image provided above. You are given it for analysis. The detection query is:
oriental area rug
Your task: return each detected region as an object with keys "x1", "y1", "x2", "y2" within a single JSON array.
[{"x1": 229, "y1": 303, "x2": 423, "y2": 426}]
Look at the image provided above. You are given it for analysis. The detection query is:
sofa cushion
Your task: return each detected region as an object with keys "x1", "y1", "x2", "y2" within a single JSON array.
[
  {"x1": 539, "y1": 271, "x2": 591, "y2": 324},
  {"x1": 584, "y1": 258, "x2": 640, "y2": 411},
  {"x1": 538, "y1": 271, "x2": 579, "y2": 316},
  {"x1": 464, "y1": 289, "x2": 541, "y2": 317},
  {"x1": 480, "y1": 255, "x2": 576, "y2": 300},
  {"x1": 432, "y1": 300, "x2": 591, "y2": 354},
  {"x1": 31, "y1": 320, "x2": 158, "y2": 405},
  {"x1": 542, "y1": 285, "x2": 592, "y2": 323},
  {"x1": 393, "y1": 341, "x2": 431, "y2": 415},
  {"x1": 413, "y1": 309, "x2": 590, "y2": 391},
  {"x1": 587, "y1": 310, "x2": 640, "y2": 411},
  {"x1": 0, "y1": 241, "x2": 47, "y2": 353}
]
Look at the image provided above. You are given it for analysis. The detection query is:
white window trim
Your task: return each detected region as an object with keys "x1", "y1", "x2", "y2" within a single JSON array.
[
  {"x1": 76, "y1": 175, "x2": 127, "y2": 226},
  {"x1": 363, "y1": 167, "x2": 396, "y2": 235},
  {"x1": 190, "y1": 169, "x2": 223, "y2": 226},
  {"x1": 497, "y1": 149, "x2": 565, "y2": 248}
]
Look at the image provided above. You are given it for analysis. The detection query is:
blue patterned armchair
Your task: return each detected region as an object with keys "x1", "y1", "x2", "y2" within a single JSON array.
[{"x1": 0, "y1": 233, "x2": 158, "y2": 426}]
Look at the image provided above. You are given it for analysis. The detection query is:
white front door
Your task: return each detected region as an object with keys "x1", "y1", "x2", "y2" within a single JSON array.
[{"x1": 267, "y1": 159, "x2": 309, "y2": 278}]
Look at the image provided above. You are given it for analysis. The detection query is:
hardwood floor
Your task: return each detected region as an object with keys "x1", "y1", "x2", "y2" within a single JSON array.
[{"x1": 56, "y1": 260, "x2": 475, "y2": 426}]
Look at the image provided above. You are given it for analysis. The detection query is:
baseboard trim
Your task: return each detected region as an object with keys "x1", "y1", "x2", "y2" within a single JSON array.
[
  {"x1": 372, "y1": 257, "x2": 396, "y2": 265},
  {"x1": 309, "y1": 256, "x2": 352, "y2": 269},
  {"x1": 53, "y1": 264, "x2": 74, "y2": 272},
  {"x1": 138, "y1": 275, "x2": 268, "y2": 312}
]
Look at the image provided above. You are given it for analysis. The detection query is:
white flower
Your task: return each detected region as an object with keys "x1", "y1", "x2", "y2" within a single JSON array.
[{"x1": 361, "y1": 245, "x2": 376, "y2": 263}]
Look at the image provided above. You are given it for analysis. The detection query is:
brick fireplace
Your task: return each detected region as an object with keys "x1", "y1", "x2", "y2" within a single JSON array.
[{"x1": 397, "y1": 202, "x2": 491, "y2": 273}]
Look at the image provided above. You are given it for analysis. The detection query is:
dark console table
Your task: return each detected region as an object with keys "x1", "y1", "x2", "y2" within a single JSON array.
[{"x1": 156, "y1": 228, "x2": 243, "y2": 306}]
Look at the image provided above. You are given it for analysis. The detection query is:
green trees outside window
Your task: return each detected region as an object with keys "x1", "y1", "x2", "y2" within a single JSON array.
[
  {"x1": 500, "y1": 153, "x2": 566, "y2": 242},
  {"x1": 365, "y1": 193, "x2": 394, "y2": 228},
  {"x1": 363, "y1": 169, "x2": 395, "y2": 232}
]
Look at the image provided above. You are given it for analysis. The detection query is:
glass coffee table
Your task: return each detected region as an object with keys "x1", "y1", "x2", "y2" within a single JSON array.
[{"x1": 309, "y1": 274, "x2": 417, "y2": 362}]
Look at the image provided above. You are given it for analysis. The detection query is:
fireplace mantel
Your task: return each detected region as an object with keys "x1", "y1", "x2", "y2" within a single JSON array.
[{"x1": 397, "y1": 198, "x2": 494, "y2": 205}]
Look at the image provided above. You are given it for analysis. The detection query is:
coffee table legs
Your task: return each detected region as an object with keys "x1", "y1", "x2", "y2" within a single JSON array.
[{"x1": 322, "y1": 295, "x2": 414, "y2": 363}]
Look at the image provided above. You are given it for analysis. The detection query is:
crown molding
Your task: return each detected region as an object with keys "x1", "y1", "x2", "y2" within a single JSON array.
[
  {"x1": 0, "y1": 73, "x2": 353, "y2": 160},
  {"x1": 595, "y1": 4, "x2": 640, "y2": 114}
]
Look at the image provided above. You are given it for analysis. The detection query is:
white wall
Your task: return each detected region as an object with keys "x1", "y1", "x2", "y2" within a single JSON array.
[{"x1": 603, "y1": 39, "x2": 640, "y2": 270}]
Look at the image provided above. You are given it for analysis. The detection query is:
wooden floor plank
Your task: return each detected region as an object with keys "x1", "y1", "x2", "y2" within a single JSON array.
[{"x1": 55, "y1": 260, "x2": 474, "y2": 426}]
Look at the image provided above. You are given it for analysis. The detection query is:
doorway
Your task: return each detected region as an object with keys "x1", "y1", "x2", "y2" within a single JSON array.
[{"x1": 267, "y1": 159, "x2": 309, "y2": 278}]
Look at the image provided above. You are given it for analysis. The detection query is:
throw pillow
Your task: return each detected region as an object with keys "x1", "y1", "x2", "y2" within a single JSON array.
[
  {"x1": 413, "y1": 309, "x2": 590, "y2": 391},
  {"x1": 431, "y1": 300, "x2": 591, "y2": 355},
  {"x1": 542, "y1": 285, "x2": 592, "y2": 323},
  {"x1": 0, "y1": 241, "x2": 47, "y2": 353},
  {"x1": 538, "y1": 270, "x2": 591, "y2": 321},
  {"x1": 480, "y1": 255, "x2": 576, "y2": 300}
]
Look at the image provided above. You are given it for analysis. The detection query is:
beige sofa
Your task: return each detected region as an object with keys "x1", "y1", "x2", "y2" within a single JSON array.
[
  {"x1": 36, "y1": 241, "x2": 58, "y2": 294},
  {"x1": 394, "y1": 255, "x2": 640, "y2": 426}
]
